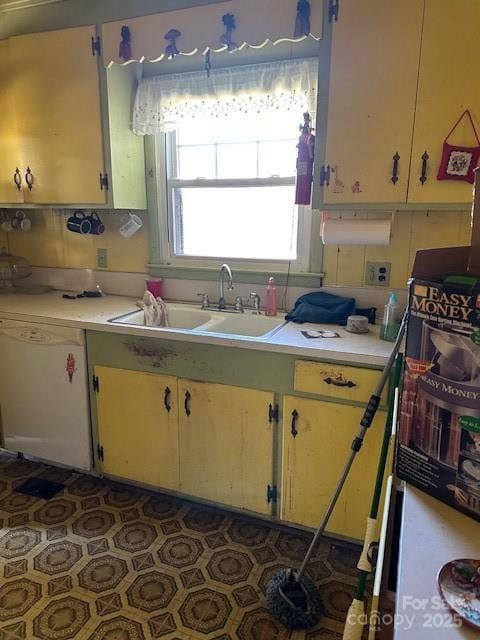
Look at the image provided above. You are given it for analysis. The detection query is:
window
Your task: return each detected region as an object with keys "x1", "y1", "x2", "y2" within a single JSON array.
[
  {"x1": 134, "y1": 58, "x2": 318, "y2": 272},
  {"x1": 164, "y1": 110, "x2": 310, "y2": 268}
]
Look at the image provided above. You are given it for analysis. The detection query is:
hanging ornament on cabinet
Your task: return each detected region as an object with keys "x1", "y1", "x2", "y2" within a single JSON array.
[
  {"x1": 219, "y1": 14, "x2": 237, "y2": 52},
  {"x1": 294, "y1": 0, "x2": 311, "y2": 37},
  {"x1": 119, "y1": 25, "x2": 132, "y2": 61},
  {"x1": 165, "y1": 28, "x2": 181, "y2": 59},
  {"x1": 437, "y1": 110, "x2": 480, "y2": 184},
  {"x1": 204, "y1": 49, "x2": 211, "y2": 77}
]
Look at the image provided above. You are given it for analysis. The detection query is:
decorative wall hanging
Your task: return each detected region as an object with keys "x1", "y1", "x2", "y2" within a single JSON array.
[
  {"x1": 165, "y1": 28, "x2": 181, "y2": 59},
  {"x1": 295, "y1": 112, "x2": 315, "y2": 205},
  {"x1": 102, "y1": 0, "x2": 323, "y2": 67},
  {"x1": 437, "y1": 110, "x2": 480, "y2": 184},
  {"x1": 220, "y1": 13, "x2": 237, "y2": 51},
  {"x1": 118, "y1": 25, "x2": 132, "y2": 62},
  {"x1": 66, "y1": 353, "x2": 76, "y2": 383},
  {"x1": 294, "y1": 0, "x2": 311, "y2": 37}
]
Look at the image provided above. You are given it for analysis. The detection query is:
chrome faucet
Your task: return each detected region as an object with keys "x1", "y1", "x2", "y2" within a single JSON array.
[{"x1": 218, "y1": 263, "x2": 233, "y2": 309}]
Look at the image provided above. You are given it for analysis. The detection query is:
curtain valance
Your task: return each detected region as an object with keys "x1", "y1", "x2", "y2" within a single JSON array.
[{"x1": 133, "y1": 57, "x2": 318, "y2": 134}]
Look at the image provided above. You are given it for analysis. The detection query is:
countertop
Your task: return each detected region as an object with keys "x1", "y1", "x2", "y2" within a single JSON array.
[
  {"x1": 0, "y1": 291, "x2": 395, "y2": 366},
  {"x1": 396, "y1": 486, "x2": 479, "y2": 639}
]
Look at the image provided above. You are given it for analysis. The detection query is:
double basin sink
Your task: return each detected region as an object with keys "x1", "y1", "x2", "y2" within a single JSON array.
[{"x1": 109, "y1": 303, "x2": 286, "y2": 339}]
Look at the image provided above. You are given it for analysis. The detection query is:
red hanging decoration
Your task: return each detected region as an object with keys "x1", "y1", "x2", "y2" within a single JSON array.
[
  {"x1": 437, "y1": 110, "x2": 480, "y2": 184},
  {"x1": 119, "y1": 25, "x2": 132, "y2": 62},
  {"x1": 66, "y1": 353, "x2": 76, "y2": 383},
  {"x1": 295, "y1": 112, "x2": 315, "y2": 205},
  {"x1": 294, "y1": 0, "x2": 311, "y2": 37}
]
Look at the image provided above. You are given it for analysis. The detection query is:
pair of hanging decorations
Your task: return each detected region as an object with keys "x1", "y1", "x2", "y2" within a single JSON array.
[
  {"x1": 118, "y1": 0, "x2": 311, "y2": 63},
  {"x1": 437, "y1": 110, "x2": 480, "y2": 184}
]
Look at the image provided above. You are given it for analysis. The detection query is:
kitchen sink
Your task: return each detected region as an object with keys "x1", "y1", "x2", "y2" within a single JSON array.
[
  {"x1": 196, "y1": 313, "x2": 285, "y2": 338},
  {"x1": 108, "y1": 303, "x2": 286, "y2": 339},
  {"x1": 109, "y1": 304, "x2": 212, "y2": 330}
]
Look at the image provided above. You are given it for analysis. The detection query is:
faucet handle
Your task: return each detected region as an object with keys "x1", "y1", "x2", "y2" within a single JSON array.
[
  {"x1": 234, "y1": 296, "x2": 244, "y2": 312},
  {"x1": 197, "y1": 293, "x2": 210, "y2": 309},
  {"x1": 248, "y1": 292, "x2": 261, "y2": 314}
]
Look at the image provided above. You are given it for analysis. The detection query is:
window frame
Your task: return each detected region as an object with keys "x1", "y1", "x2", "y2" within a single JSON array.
[{"x1": 153, "y1": 131, "x2": 314, "y2": 273}]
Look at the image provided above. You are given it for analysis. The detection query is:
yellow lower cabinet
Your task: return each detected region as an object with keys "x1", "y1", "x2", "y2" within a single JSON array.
[
  {"x1": 94, "y1": 366, "x2": 179, "y2": 490},
  {"x1": 281, "y1": 395, "x2": 385, "y2": 540},
  {"x1": 178, "y1": 379, "x2": 275, "y2": 515}
]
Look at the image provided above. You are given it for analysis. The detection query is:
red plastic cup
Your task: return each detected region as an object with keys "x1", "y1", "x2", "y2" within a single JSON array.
[{"x1": 145, "y1": 278, "x2": 163, "y2": 298}]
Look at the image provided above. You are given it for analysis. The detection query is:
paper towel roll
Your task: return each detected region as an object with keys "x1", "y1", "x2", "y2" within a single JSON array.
[{"x1": 321, "y1": 218, "x2": 391, "y2": 246}]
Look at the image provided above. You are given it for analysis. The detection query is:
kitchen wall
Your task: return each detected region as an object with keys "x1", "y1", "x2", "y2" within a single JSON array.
[
  {"x1": 1, "y1": 209, "x2": 149, "y2": 273},
  {"x1": 2, "y1": 208, "x2": 471, "y2": 291},
  {"x1": 322, "y1": 210, "x2": 471, "y2": 288}
]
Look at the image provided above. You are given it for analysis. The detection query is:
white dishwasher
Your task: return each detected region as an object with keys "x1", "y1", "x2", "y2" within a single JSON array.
[{"x1": 0, "y1": 318, "x2": 92, "y2": 471}]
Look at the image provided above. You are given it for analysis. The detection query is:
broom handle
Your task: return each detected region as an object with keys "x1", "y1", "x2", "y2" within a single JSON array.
[{"x1": 296, "y1": 313, "x2": 407, "y2": 582}]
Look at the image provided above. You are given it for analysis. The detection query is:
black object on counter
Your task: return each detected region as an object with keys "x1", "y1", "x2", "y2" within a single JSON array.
[
  {"x1": 285, "y1": 291, "x2": 355, "y2": 325},
  {"x1": 62, "y1": 290, "x2": 103, "y2": 300}
]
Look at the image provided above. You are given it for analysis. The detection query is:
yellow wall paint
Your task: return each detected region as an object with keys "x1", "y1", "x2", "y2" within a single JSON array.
[
  {"x1": 5, "y1": 209, "x2": 149, "y2": 273},
  {"x1": 322, "y1": 210, "x2": 471, "y2": 288}
]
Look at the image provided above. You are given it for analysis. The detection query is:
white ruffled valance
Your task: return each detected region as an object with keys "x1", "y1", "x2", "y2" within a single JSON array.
[{"x1": 132, "y1": 57, "x2": 318, "y2": 134}]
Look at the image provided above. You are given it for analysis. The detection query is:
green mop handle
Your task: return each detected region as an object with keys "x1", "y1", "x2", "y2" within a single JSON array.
[
  {"x1": 295, "y1": 313, "x2": 407, "y2": 582},
  {"x1": 354, "y1": 351, "x2": 403, "y2": 594}
]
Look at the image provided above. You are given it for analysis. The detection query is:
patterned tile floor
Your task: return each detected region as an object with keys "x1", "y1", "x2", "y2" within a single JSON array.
[{"x1": 0, "y1": 453, "x2": 368, "y2": 640}]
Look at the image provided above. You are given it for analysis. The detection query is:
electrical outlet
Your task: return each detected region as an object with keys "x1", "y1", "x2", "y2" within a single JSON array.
[
  {"x1": 97, "y1": 248, "x2": 108, "y2": 269},
  {"x1": 365, "y1": 261, "x2": 391, "y2": 286}
]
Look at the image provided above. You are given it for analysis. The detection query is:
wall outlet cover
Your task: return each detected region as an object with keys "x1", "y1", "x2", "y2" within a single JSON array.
[
  {"x1": 365, "y1": 261, "x2": 391, "y2": 286},
  {"x1": 97, "y1": 248, "x2": 108, "y2": 269}
]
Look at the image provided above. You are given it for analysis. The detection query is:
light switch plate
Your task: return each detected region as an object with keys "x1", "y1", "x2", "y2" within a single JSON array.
[
  {"x1": 97, "y1": 248, "x2": 108, "y2": 269},
  {"x1": 365, "y1": 261, "x2": 391, "y2": 286}
]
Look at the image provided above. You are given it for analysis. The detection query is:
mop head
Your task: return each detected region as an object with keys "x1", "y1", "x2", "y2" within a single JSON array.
[{"x1": 266, "y1": 568, "x2": 323, "y2": 629}]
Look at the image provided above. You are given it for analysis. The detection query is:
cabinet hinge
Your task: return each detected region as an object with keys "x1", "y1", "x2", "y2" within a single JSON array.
[
  {"x1": 268, "y1": 403, "x2": 279, "y2": 424},
  {"x1": 91, "y1": 35, "x2": 102, "y2": 56},
  {"x1": 92, "y1": 375, "x2": 100, "y2": 393},
  {"x1": 328, "y1": 0, "x2": 339, "y2": 23},
  {"x1": 97, "y1": 444, "x2": 104, "y2": 461},
  {"x1": 99, "y1": 173, "x2": 109, "y2": 191},
  {"x1": 267, "y1": 485, "x2": 277, "y2": 503},
  {"x1": 319, "y1": 165, "x2": 331, "y2": 187}
]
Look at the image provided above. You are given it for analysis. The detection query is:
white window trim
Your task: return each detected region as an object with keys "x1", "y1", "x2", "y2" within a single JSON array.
[{"x1": 154, "y1": 133, "x2": 312, "y2": 273}]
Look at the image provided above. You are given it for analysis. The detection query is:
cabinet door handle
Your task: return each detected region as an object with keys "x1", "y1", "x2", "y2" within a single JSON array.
[
  {"x1": 323, "y1": 376, "x2": 357, "y2": 388},
  {"x1": 25, "y1": 167, "x2": 34, "y2": 191},
  {"x1": 420, "y1": 151, "x2": 429, "y2": 185},
  {"x1": 391, "y1": 152, "x2": 400, "y2": 184},
  {"x1": 184, "y1": 390, "x2": 191, "y2": 416},
  {"x1": 13, "y1": 168, "x2": 22, "y2": 190},
  {"x1": 291, "y1": 409, "x2": 299, "y2": 438},
  {"x1": 164, "y1": 386, "x2": 171, "y2": 413}
]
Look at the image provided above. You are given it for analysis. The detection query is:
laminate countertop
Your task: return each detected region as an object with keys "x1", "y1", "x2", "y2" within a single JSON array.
[{"x1": 0, "y1": 291, "x2": 396, "y2": 366}]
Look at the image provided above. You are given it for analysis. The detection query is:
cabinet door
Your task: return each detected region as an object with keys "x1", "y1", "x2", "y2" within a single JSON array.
[
  {"x1": 408, "y1": 0, "x2": 480, "y2": 204},
  {"x1": 0, "y1": 40, "x2": 23, "y2": 203},
  {"x1": 9, "y1": 26, "x2": 106, "y2": 204},
  {"x1": 281, "y1": 395, "x2": 385, "y2": 540},
  {"x1": 95, "y1": 366, "x2": 179, "y2": 490},
  {"x1": 318, "y1": 0, "x2": 422, "y2": 206},
  {"x1": 178, "y1": 379, "x2": 275, "y2": 515}
]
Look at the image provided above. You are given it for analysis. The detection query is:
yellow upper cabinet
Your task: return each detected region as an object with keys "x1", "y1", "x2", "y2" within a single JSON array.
[
  {"x1": 319, "y1": 0, "x2": 423, "y2": 206},
  {"x1": 0, "y1": 40, "x2": 22, "y2": 204},
  {"x1": 315, "y1": 0, "x2": 480, "y2": 209},
  {"x1": 408, "y1": 0, "x2": 480, "y2": 204},
  {"x1": 9, "y1": 26, "x2": 106, "y2": 205}
]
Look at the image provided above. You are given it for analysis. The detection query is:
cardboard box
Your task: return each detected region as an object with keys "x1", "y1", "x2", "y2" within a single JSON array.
[{"x1": 396, "y1": 171, "x2": 480, "y2": 521}]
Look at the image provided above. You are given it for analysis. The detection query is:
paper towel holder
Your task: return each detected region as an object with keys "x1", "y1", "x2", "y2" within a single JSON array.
[{"x1": 320, "y1": 212, "x2": 392, "y2": 246}]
